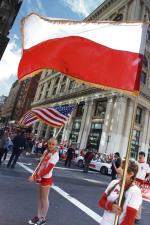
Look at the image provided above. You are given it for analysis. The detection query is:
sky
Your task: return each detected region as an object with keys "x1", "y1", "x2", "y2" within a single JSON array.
[{"x1": 0, "y1": 0, "x2": 105, "y2": 96}]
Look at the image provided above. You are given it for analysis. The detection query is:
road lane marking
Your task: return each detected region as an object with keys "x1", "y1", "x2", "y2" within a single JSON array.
[
  {"x1": 17, "y1": 162, "x2": 102, "y2": 224},
  {"x1": 55, "y1": 166, "x2": 99, "y2": 174}
]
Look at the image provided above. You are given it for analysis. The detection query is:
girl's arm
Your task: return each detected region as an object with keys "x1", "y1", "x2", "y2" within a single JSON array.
[{"x1": 120, "y1": 206, "x2": 137, "y2": 225}]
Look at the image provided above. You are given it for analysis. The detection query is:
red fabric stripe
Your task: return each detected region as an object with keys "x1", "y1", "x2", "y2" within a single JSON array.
[
  {"x1": 47, "y1": 108, "x2": 67, "y2": 120},
  {"x1": 32, "y1": 112, "x2": 64, "y2": 127},
  {"x1": 32, "y1": 109, "x2": 64, "y2": 124},
  {"x1": 34, "y1": 108, "x2": 66, "y2": 123},
  {"x1": 18, "y1": 36, "x2": 143, "y2": 93}
]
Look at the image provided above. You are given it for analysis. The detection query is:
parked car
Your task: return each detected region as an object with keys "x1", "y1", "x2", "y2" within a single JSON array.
[
  {"x1": 89, "y1": 158, "x2": 112, "y2": 175},
  {"x1": 74, "y1": 155, "x2": 84, "y2": 168},
  {"x1": 74, "y1": 154, "x2": 112, "y2": 175}
]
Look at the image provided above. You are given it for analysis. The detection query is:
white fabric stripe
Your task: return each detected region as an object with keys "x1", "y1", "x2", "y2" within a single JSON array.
[
  {"x1": 25, "y1": 119, "x2": 39, "y2": 126},
  {"x1": 32, "y1": 109, "x2": 63, "y2": 126},
  {"x1": 23, "y1": 14, "x2": 148, "y2": 54},
  {"x1": 39, "y1": 108, "x2": 66, "y2": 123},
  {"x1": 48, "y1": 107, "x2": 68, "y2": 120}
]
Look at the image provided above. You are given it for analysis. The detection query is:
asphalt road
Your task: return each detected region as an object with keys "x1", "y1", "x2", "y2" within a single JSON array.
[{"x1": 0, "y1": 155, "x2": 149, "y2": 225}]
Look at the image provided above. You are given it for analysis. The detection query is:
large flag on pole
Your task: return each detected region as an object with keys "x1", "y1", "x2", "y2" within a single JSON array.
[
  {"x1": 18, "y1": 13, "x2": 148, "y2": 95},
  {"x1": 19, "y1": 104, "x2": 75, "y2": 128}
]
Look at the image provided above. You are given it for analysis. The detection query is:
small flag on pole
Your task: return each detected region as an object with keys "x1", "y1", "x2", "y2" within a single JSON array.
[
  {"x1": 32, "y1": 104, "x2": 75, "y2": 128},
  {"x1": 19, "y1": 111, "x2": 39, "y2": 127},
  {"x1": 19, "y1": 104, "x2": 75, "y2": 128}
]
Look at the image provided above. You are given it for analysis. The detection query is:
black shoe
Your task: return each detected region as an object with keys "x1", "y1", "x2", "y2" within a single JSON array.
[
  {"x1": 35, "y1": 218, "x2": 46, "y2": 225},
  {"x1": 135, "y1": 219, "x2": 141, "y2": 224},
  {"x1": 28, "y1": 216, "x2": 39, "y2": 224}
]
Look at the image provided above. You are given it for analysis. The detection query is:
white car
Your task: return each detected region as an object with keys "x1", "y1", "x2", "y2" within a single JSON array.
[
  {"x1": 89, "y1": 158, "x2": 112, "y2": 175},
  {"x1": 74, "y1": 155, "x2": 112, "y2": 175}
]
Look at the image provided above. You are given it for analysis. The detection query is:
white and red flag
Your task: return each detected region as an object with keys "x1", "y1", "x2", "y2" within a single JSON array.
[{"x1": 18, "y1": 13, "x2": 148, "y2": 95}]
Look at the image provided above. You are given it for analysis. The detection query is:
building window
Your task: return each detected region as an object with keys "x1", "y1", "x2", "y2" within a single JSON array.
[
  {"x1": 68, "y1": 80, "x2": 75, "y2": 90},
  {"x1": 52, "y1": 77, "x2": 60, "y2": 95},
  {"x1": 135, "y1": 107, "x2": 142, "y2": 124},
  {"x1": 147, "y1": 30, "x2": 150, "y2": 41},
  {"x1": 69, "y1": 121, "x2": 81, "y2": 143},
  {"x1": 87, "y1": 122, "x2": 103, "y2": 151},
  {"x1": 143, "y1": 56, "x2": 148, "y2": 68},
  {"x1": 113, "y1": 13, "x2": 123, "y2": 21},
  {"x1": 76, "y1": 103, "x2": 85, "y2": 118},
  {"x1": 131, "y1": 129, "x2": 140, "y2": 159},
  {"x1": 140, "y1": 71, "x2": 146, "y2": 84},
  {"x1": 94, "y1": 100, "x2": 107, "y2": 119},
  {"x1": 147, "y1": 145, "x2": 150, "y2": 165},
  {"x1": 45, "y1": 81, "x2": 51, "y2": 98},
  {"x1": 60, "y1": 76, "x2": 67, "y2": 93},
  {"x1": 38, "y1": 85, "x2": 44, "y2": 100}
]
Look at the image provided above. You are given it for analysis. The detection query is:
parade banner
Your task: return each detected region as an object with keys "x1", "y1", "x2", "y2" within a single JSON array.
[
  {"x1": 135, "y1": 178, "x2": 150, "y2": 202},
  {"x1": 18, "y1": 13, "x2": 148, "y2": 96}
]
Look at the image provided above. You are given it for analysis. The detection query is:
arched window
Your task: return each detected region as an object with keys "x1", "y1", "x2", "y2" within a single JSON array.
[{"x1": 113, "y1": 13, "x2": 123, "y2": 21}]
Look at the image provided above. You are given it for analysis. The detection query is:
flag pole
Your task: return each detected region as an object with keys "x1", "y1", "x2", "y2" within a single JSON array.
[
  {"x1": 114, "y1": 95, "x2": 138, "y2": 225},
  {"x1": 55, "y1": 126, "x2": 63, "y2": 138}
]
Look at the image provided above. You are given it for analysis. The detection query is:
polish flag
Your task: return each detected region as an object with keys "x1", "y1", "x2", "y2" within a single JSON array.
[{"x1": 18, "y1": 13, "x2": 148, "y2": 95}]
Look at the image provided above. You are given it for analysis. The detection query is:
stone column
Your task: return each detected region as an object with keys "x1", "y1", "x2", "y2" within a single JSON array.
[
  {"x1": 37, "y1": 121, "x2": 45, "y2": 138},
  {"x1": 79, "y1": 99, "x2": 94, "y2": 149},
  {"x1": 62, "y1": 108, "x2": 76, "y2": 141},
  {"x1": 45, "y1": 126, "x2": 51, "y2": 139},
  {"x1": 119, "y1": 99, "x2": 134, "y2": 158},
  {"x1": 108, "y1": 96, "x2": 128, "y2": 156},
  {"x1": 141, "y1": 109, "x2": 149, "y2": 155},
  {"x1": 99, "y1": 97, "x2": 114, "y2": 153},
  {"x1": 129, "y1": 0, "x2": 141, "y2": 20}
]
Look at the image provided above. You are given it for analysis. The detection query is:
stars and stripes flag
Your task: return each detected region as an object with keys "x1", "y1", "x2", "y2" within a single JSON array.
[
  {"x1": 19, "y1": 104, "x2": 75, "y2": 128},
  {"x1": 19, "y1": 111, "x2": 39, "y2": 127},
  {"x1": 18, "y1": 13, "x2": 148, "y2": 95}
]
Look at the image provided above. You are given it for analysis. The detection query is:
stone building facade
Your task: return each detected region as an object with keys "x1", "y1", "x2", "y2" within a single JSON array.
[
  {"x1": 31, "y1": 0, "x2": 150, "y2": 162},
  {"x1": 2, "y1": 75, "x2": 41, "y2": 124}
]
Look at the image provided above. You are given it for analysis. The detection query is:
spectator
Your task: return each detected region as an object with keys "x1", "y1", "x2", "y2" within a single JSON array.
[
  {"x1": 111, "y1": 152, "x2": 121, "y2": 180},
  {"x1": 65, "y1": 144, "x2": 75, "y2": 167},
  {"x1": 135, "y1": 151, "x2": 150, "y2": 224},
  {"x1": 83, "y1": 150, "x2": 94, "y2": 173},
  {"x1": 0, "y1": 130, "x2": 5, "y2": 165},
  {"x1": 7, "y1": 130, "x2": 26, "y2": 168}
]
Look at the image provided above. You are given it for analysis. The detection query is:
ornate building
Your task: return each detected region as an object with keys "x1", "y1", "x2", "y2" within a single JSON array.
[
  {"x1": 32, "y1": 0, "x2": 150, "y2": 162},
  {"x1": 0, "y1": 0, "x2": 23, "y2": 59},
  {"x1": 2, "y1": 75, "x2": 41, "y2": 124}
]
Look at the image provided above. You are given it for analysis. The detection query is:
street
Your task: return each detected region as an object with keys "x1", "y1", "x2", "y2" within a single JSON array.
[{"x1": 0, "y1": 155, "x2": 149, "y2": 225}]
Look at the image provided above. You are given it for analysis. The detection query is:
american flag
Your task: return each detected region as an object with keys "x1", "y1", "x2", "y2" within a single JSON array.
[
  {"x1": 32, "y1": 104, "x2": 75, "y2": 128},
  {"x1": 19, "y1": 111, "x2": 39, "y2": 127}
]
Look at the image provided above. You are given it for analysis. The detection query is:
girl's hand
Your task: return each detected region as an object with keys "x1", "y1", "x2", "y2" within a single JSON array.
[
  {"x1": 112, "y1": 204, "x2": 122, "y2": 215},
  {"x1": 28, "y1": 175, "x2": 34, "y2": 182}
]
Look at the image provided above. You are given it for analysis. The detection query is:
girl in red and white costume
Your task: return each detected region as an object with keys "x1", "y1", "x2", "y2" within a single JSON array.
[
  {"x1": 99, "y1": 160, "x2": 142, "y2": 225},
  {"x1": 28, "y1": 137, "x2": 59, "y2": 225}
]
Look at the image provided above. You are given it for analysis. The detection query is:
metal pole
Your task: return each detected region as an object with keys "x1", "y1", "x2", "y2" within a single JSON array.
[{"x1": 114, "y1": 95, "x2": 138, "y2": 225}]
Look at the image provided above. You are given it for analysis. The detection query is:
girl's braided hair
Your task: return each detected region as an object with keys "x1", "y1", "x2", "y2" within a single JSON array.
[{"x1": 107, "y1": 160, "x2": 139, "y2": 208}]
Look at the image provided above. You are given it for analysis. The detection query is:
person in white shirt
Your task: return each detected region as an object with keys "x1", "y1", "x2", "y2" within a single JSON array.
[
  {"x1": 99, "y1": 160, "x2": 142, "y2": 225},
  {"x1": 28, "y1": 137, "x2": 59, "y2": 225},
  {"x1": 135, "y1": 151, "x2": 150, "y2": 224}
]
